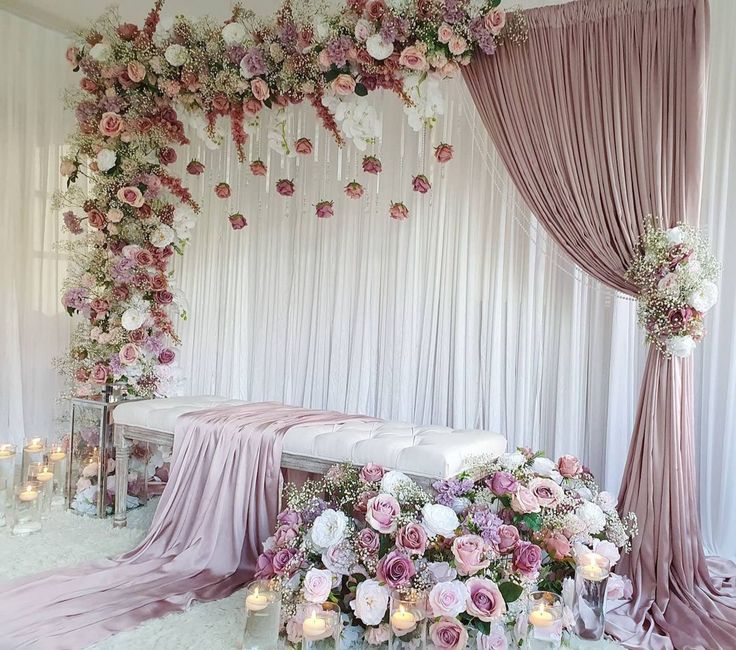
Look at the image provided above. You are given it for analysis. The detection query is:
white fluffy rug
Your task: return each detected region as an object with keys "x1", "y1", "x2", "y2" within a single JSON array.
[{"x1": 0, "y1": 503, "x2": 621, "y2": 650}]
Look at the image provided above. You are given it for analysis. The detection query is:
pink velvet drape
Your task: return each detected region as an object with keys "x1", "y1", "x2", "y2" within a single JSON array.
[{"x1": 464, "y1": 0, "x2": 736, "y2": 648}]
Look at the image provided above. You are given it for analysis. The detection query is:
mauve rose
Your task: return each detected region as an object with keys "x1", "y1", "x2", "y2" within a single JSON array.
[
  {"x1": 345, "y1": 181, "x2": 365, "y2": 199},
  {"x1": 557, "y1": 454, "x2": 582, "y2": 478},
  {"x1": 362, "y1": 155, "x2": 382, "y2": 174},
  {"x1": 243, "y1": 98, "x2": 263, "y2": 117},
  {"x1": 360, "y1": 462, "x2": 385, "y2": 483},
  {"x1": 448, "y1": 36, "x2": 467, "y2": 56},
  {"x1": 545, "y1": 532, "x2": 571, "y2": 560},
  {"x1": 376, "y1": 550, "x2": 415, "y2": 588},
  {"x1": 429, "y1": 617, "x2": 468, "y2": 650},
  {"x1": 465, "y1": 577, "x2": 506, "y2": 622},
  {"x1": 513, "y1": 541, "x2": 542, "y2": 576},
  {"x1": 276, "y1": 179, "x2": 295, "y2": 196},
  {"x1": 295, "y1": 137, "x2": 313, "y2": 155},
  {"x1": 511, "y1": 486, "x2": 540, "y2": 514},
  {"x1": 668, "y1": 307, "x2": 695, "y2": 329},
  {"x1": 187, "y1": 160, "x2": 205, "y2": 175},
  {"x1": 158, "y1": 348, "x2": 176, "y2": 365},
  {"x1": 354, "y1": 490, "x2": 377, "y2": 518},
  {"x1": 99, "y1": 112, "x2": 124, "y2": 137},
  {"x1": 87, "y1": 209, "x2": 106, "y2": 230},
  {"x1": 434, "y1": 143, "x2": 454, "y2": 163},
  {"x1": 389, "y1": 202, "x2": 409, "y2": 220},
  {"x1": 254, "y1": 550, "x2": 275, "y2": 579},
  {"x1": 399, "y1": 45, "x2": 428, "y2": 71},
  {"x1": 117, "y1": 186, "x2": 145, "y2": 208},
  {"x1": 438, "y1": 24, "x2": 454, "y2": 44},
  {"x1": 214, "y1": 182, "x2": 231, "y2": 199},
  {"x1": 119, "y1": 343, "x2": 139, "y2": 365},
  {"x1": 366, "y1": 494, "x2": 400, "y2": 533},
  {"x1": 496, "y1": 524, "x2": 519, "y2": 554},
  {"x1": 60, "y1": 159, "x2": 76, "y2": 176},
  {"x1": 212, "y1": 92, "x2": 230, "y2": 113},
  {"x1": 150, "y1": 274, "x2": 167, "y2": 291},
  {"x1": 80, "y1": 78, "x2": 98, "y2": 93},
  {"x1": 487, "y1": 471, "x2": 518, "y2": 496},
  {"x1": 396, "y1": 523, "x2": 428, "y2": 556},
  {"x1": 90, "y1": 298, "x2": 108, "y2": 314},
  {"x1": 332, "y1": 74, "x2": 356, "y2": 96},
  {"x1": 135, "y1": 249, "x2": 154, "y2": 267},
  {"x1": 529, "y1": 477, "x2": 563, "y2": 508},
  {"x1": 65, "y1": 46, "x2": 80, "y2": 69},
  {"x1": 250, "y1": 160, "x2": 267, "y2": 176},
  {"x1": 484, "y1": 9, "x2": 507, "y2": 35},
  {"x1": 90, "y1": 363, "x2": 108, "y2": 384},
  {"x1": 452, "y1": 535, "x2": 490, "y2": 576},
  {"x1": 365, "y1": 0, "x2": 386, "y2": 21},
  {"x1": 250, "y1": 77, "x2": 270, "y2": 101},
  {"x1": 75, "y1": 367, "x2": 90, "y2": 382},
  {"x1": 277, "y1": 509, "x2": 302, "y2": 526},
  {"x1": 357, "y1": 527, "x2": 380, "y2": 554},
  {"x1": 154, "y1": 290, "x2": 174, "y2": 305},
  {"x1": 129, "y1": 329, "x2": 146, "y2": 344},
  {"x1": 127, "y1": 61, "x2": 146, "y2": 83},
  {"x1": 315, "y1": 201, "x2": 334, "y2": 219},
  {"x1": 272, "y1": 547, "x2": 299, "y2": 576},
  {"x1": 229, "y1": 213, "x2": 248, "y2": 230},
  {"x1": 158, "y1": 147, "x2": 177, "y2": 165},
  {"x1": 112, "y1": 285, "x2": 129, "y2": 301},
  {"x1": 273, "y1": 524, "x2": 299, "y2": 547},
  {"x1": 412, "y1": 174, "x2": 431, "y2": 194}
]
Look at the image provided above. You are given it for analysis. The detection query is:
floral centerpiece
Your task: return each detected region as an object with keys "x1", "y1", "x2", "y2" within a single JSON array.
[{"x1": 256, "y1": 449, "x2": 637, "y2": 648}]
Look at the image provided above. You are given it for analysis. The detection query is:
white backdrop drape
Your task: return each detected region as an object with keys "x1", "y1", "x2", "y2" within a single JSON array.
[{"x1": 0, "y1": 0, "x2": 734, "y2": 559}]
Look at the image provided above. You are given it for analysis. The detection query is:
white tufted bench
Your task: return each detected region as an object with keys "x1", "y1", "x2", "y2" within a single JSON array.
[{"x1": 111, "y1": 397, "x2": 506, "y2": 527}]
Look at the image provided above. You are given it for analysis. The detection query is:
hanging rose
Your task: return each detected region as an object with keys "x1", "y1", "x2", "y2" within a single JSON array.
[
  {"x1": 228, "y1": 213, "x2": 248, "y2": 230},
  {"x1": 214, "y1": 182, "x2": 231, "y2": 199},
  {"x1": 276, "y1": 178, "x2": 295, "y2": 197},
  {"x1": 434, "y1": 143, "x2": 454, "y2": 163},
  {"x1": 412, "y1": 174, "x2": 431, "y2": 194},
  {"x1": 315, "y1": 200, "x2": 334, "y2": 219},
  {"x1": 389, "y1": 202, "x2": 409, "y2": 221},
  {"x1": 345, "y1": 181, "x2": 365, "y2": 199},
  {"x1": 362, "y1": 155, "x2": 382, "y2": 174},
  {"x1": 250, "y1": 160, "x2": 267, "y2": 176},
  {"x1": 295, "y1": 138, "x2": 313, "y2": 155},
  {"x1": 186, "y1": 160, "x2": 205, "y2": 175}
]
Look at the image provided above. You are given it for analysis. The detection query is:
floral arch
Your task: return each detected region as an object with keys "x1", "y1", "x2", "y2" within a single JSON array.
[{"x1": 57, "y1": 0, "x2": 527, "y2": 397}]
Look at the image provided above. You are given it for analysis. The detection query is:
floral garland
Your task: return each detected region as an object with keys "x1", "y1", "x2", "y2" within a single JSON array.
[
  {"x1": 626, "y1": 221, "x2": 719, "y2": 358},
  {"x1": 257, "y1": 450, "x2": 637, "y2": 648},
  {"x1": 55, "y1": 0, "x2": 527, "y2": 398}
]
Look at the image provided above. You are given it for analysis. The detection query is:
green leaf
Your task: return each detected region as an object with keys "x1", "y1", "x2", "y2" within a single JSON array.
[
  {"x1": 323, "y1": 67, "x2": 340, "y2": 82},
  {"x1": 521, "y1": 512, "x2": 543, "y2": 532},
  {"x1": 66, "y1": 307, "x2": 75, "y2": 317},
  {"x1": 263, "y1": 98, "x2": 272, "y2": 109},
  {"x1": 499, "y1": 581, "x2": 523, "y2": 603},
  {"x1": 354, "y1": 83, "x2": 368, "y2": 97},
  {"x1": 470, "y1": 619, "x2": 491, "y2": 636}
]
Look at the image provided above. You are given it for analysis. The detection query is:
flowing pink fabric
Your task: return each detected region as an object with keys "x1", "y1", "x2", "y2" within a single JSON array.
[
  {"x1": 464, "y1": 0, "x2": 736, "y2": 647},
  {"x1": 0, "y1": 403, "x2": 375, "y2": 649}
]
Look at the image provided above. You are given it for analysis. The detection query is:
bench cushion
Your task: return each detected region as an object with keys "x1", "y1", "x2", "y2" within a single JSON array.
[{"x1": 113, "y1": 397, "x2": 506, "y2": 480}]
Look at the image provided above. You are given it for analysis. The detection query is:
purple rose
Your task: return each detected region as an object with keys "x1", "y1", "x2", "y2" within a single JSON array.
[
  {"x1": 277, "y1": 508, "x2": 303, "y2": 527},
  {"x1": 495, "y1": 525, "x2": 520, "y2": 554},
  {"x1": 512, "y1": 541, "x2": 542, "y2": 576},
  {"x1": 396, "y1": 523, "x2": 428, "y2": 556},
  {"x1": 357, "y1": 527, "x2": 380, "y2": 554},
  {"x1": 377, "y1": 550, "x2": 416, "y2": 589},
  {"x1": 272, "y1": 547, "x2": 300, "y2": 576},
  {"x1": 487, "y1": 471, "x2": 518, "y2": 496},
  {"x1": 360, "y1": 462, "x2": 385, "y2": 483},
  {"x1": 273, "y1": 524, "x2": 299, "y2": 548},
  {"x1": 254, "y1": 550, "x2": 275, "y2": 579}
]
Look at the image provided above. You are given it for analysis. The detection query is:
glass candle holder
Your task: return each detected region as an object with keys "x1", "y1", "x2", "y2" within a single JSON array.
[
  {"x1": 0, "y1": 478, "x2": 8, "y2": 528},
  {"x1": 27, "y1": 462, "x2": 55, "y2": 518},
  {"x1": 0, "y1": 444, "x2": 17, "y2": 516},
  {"x1": 388, "y1": 593, "x2": 426, "y2": 649},
  {"x1": 573, "y1": 552, "x2": 611, "y2": 640},
  {"x1": 527, "y1": 591, "x2": 563, "y2": 649},
  {"x1": 12, "y1": 481, "x2": 42, "y2": 536},
  {"x1": 242, "y1": 580, "x2": 280, "y2": 650},
  {"x1": 21, "y1": 437, "x2": 46, "y2": 483},
  {"x1": 48, "y1": 442, "x2": 68, "y2": 507},
  {"x1": 298, "y1": 602, "x2": 340, "y2": 650}
]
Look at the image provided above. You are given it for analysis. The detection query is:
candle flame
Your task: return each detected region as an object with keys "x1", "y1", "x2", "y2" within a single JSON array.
[
  {"x1": 399, "y1": 605, "x2": 405, "y2": 615},
  {"x1": 254, "y1": 587, "x2": 259, "y2": 597}
]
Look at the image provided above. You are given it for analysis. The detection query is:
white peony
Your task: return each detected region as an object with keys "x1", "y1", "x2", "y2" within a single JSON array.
[
  {"x1": 121, "y1": 307, "x2": 147, "y2": 331},
  {"x1": 421, "y1": 503, "x2": 459, "y2": 538},
  {"x1": 150, "y1": 224, "x2": 176, "y2": 249},
  {"x1": 665, "y1": 226, "x2": 685, "y2": 245},
  {"x1": 350, "y1": 579, "x2": 389, "y2": 626},
  {"x1": 688, "y1": 280, "x2": 718, "y2": 313},
  {"x1": 577, "y1": 501, "x2": 607, "y2": 535},
  {"x1": 96, "y1": 148, "x2": 117, "y2": 172},
  {"x1": 379, "y1": 470, "x2": 413, "y2": 496},
  {"x1": 531, "y1": 456, "x2": 557, "y2": 477},
  {"x1": 498, "y1": 452, "x2": 525, "y2": 470},
  {"x1": 164, "y1": 44, "x2": 188, "y2": 67},
  {"x1": 89, "y1": 42, "x2": 112, "y2": 62},
  {"x1": 366, "y1": 33, "x2": 394, "y2": 60},
  {"x1": 222, "y1": 22, "x2": 246, "y2": 46},
  {"x1": 562, "y1": 513, "x2": 587, "y2": 538},
  {"x1": 666, "y1": 335, "x2": 697, "y2": 358},
  {"x1": 310, "y1": 508, "x2": 349, "y2": 550}
]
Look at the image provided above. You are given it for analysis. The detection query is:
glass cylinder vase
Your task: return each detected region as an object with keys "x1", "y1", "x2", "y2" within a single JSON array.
[
  {"x1": 21, "y1": 437, "x2": 46, "y2": 484},
  {"x1": 48, "y1": 442, "x2": 68, "y2": 507},
  {"x1": 526, "y1": 591, "x2": 563, "y2": 649},
  {"x1": 573, "y1": 552, "x2": 611, "y2": 640},
  {"x1": 12, "y1": 481, "x2": 42, "y2": 536},
  {"x1": 388, "y1": 593, "x2": 426, "y2": 649},
  {"x1": 242, "y1": 580, "x2": 280, "y2": 650},
  {"x1": 27, "y1": 462, "x2": 55, "y2": 518},
  {"x1": 0, "y1": 443, "x2": 17, "y2": 527},
  {"x1": 298, "y1": 602, "x2": 340, "y2": 650}
]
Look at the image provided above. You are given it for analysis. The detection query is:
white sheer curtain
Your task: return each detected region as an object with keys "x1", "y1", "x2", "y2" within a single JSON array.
[{"x1": 0, "y1": 0, "x2": 734, "y2": 559}]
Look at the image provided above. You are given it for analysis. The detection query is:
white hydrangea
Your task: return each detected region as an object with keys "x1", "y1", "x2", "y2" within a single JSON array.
[
  {"x1": 498, "y1": 452, "x2": 526, "y2": 470},
  {"x1": 89, "y1": 41, "x2": 112, "y2": 62},
  {"x1": 577, "y1": 501, "x2": 607, "y2": 535},
  {"x1": 666, "y1": 335, "x2": 697, "y2": 358},
  {"x1": 222, "y1": 22, "x2": 246, "y2": 46},
  {"x1": 164, "y1": 44, "x2": 188, "y2": 67}
]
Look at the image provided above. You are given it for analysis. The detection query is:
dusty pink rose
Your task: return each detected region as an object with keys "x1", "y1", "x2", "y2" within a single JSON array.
[
  {"x1": 438, "y1": 23, "x2": 454, "y2": 44},
  {"x1": 303, "y1": 567, "x2": 333, "y2": 603},
  {"x1": 513, "y1": 541, "x2": 542, "y2": 576},
  {"x1": 90, "y1": 298, "x2": 109, "y2": 314},
  {"x1": 545, "y1": 532, "x2": 571, "y2": 560},
  {"x1": 250, "y1": 78, "x2": 270, "y2": 101},
  {"x1": 87, "y1": 209, "x2": 106, "y2": 230},
  {"x1": 187, "y1": 160, "x2": 205, "y2": 175},
  {"x1": 360, "y1": 463, "x2": 385, "y2": 482},
  {"x1": 366, "y1": 494, "x2": 400, "y2": 533},
  {"x1": 107, "y1": 208, "x2": 123, "y2": 223},
  {"x1": 250, "y1": 160, "x2": 267, "y2": 176},
  {"x1": 99, "y1": 112, "x2": 124, "y2": 137},
  {"x1": 127, "y1": 61, "x2": 146, "y2": 82},
  {"x1": 389, "y1": 202, "x2": 409, "y2": 220},
  {"x1": 214, "y1": 182, "x2": 231, "y2": 199},
  {"x1": 116, "y1": 186, "x2": 145, "y2": 208},
  {"x1": 511, "y1": 485, "x2": 540, "y2": 514},
  {"x1": 357, "y1": 527, "x2": 380, "y2": 554},
  {"x1": 158, "y1": 348, "x2": 176, "y2": 365},
  {"x1": 487, "y1": 471, "x2": 518, "y2": 496},
  {"x1": 496, "y1": 524, "x2": 520, "y2": 554},
  {"x1": 399, "y1": 45, "x2": 428, "y2": 71},
  {"x1": 276, "y1": 178, "x2": 295, "y2": 196},
  {"x1": 529, "y1": 477, "x2": 564, "y2": 508},
  {"x1": 434, "y1": 143, "x2": 454, "y2": 163},
  {"x1": 272, "y1": 547, "x2": 300, "y2": 576},
  {"x1": 277, "y1": 509, "x2": 302, "y2": 526},
  {"x1": 117, "y1": 23, "x2": 139, "y2": 40},
  {"x1": 118, "y1": 343, "x2": 139, "y2": 365},
  {"x1": 395, "y1": 523, "x2": 428, "y2": 556},
  {"x1": 295, "y1": 138, "x2": 313, "y2": 155},
  {"x1": 229, "y1": 213, "x2": 248, "y2": 230},
  {"x1": 593, "y1": 540, "x2": 621, "y2": 567},
  {"x1": 557, "y1": 454, "x2": 582, "y2": 478},
  {"x1": 377, "y1": 550, "x2": 416, "y2": 588},
  {"x1": 332, "y1": 74, "x2": 357, "y2": 96},
  {"x1": 452, "y1": 535, "x2": 490, "y2": 576},
  {"x1": 154, "y1": 290, "x2": 173, "y2": 305},
  {"x1": 484, "y1": 9, "x2": 507, "y2": 36},
  {"x1": 465, "y1": 577, "x2": 506, "y2": 622},
  {"x1": 75, "y1": 367, "x2": 90, "y2": 382},
  {"x1": 318, "y1": 49, "x2": 332, "y2": 69},
  {"x1": 243, "y1": 97, "x2": 263, "y2": 117},
  {"x1": 412, "y1": 174, "x2": 431, "y2": 194},
  {"x1": 362, "y1": 155, "x2": 382, "y2": 174},
  {"x1": 430, "y1": 617, "x2": 468, "y2": 650},
  {"x1": 365, "y1": 0, "x2": 387, "y2": 21},
  {"x1": 448, "y1": 36, "x2": 467, "y2": 56},
  {"x1": 135, "y1": 249, "x2": 154, "y2": 266},
  {"x1": 345, "y1": 181, "x2": 365, "y2": 199},
  {"x1": 315, "y1": 200, "x2": 334, "y2": 219},
  {"x1": 65, "y1": 46, "x2": 80, "y2": 69},
  {"x1": 90, "y1": 363, "x2": 108, "y2": 384},
  {"x1": 60, "y1": 159, "x2": 76, "y2": 176},
  {"x1": 158, "y1": 147, "x2": 177, "y2": 165}
]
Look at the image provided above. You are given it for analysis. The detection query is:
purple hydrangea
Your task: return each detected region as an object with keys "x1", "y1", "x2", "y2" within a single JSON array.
[
  {"x1": 278, "y1": 21, "x2": 298, "y2": 48},
  {"x1": 62, "y1": 287, "x2": 88, "y2": 310},
  {"x1": 433, "y1": 477, "x2": 476, "y2": 507},
  {"x1": 110, "y1": 258, "x2": 135, "y2": 283},
  {"x1": 326, "y1": 36, "x2": 354, "y2": 68},
  {"x1": 227, "y1": 45, "x2": 246, "y2": 65},
  {"x1": 443, "y1": 0, "x2": 467, "y2": 24},
  {"x1": 241, "y1": 46, "x2": 267, "y2": 77},
  {"x1": 301, "y1": 498, "x2": 329, "y2": 524}
]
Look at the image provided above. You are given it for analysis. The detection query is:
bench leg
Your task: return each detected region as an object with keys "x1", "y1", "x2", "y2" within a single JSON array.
[{"x1": 113, "y1": 437, "x2": 130, "y2": 528}]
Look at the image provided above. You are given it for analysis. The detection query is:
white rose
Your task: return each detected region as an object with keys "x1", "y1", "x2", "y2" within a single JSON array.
[
  {"x1": 222, "y1": 22, "x2": 246, "y2": 46},
  {"x1": 688, "y1": 280, "x2": 718, "y2": 313},
  {"x1": 666, "y1": 335, "x2": 696, "y2": 358},
  {"x1": 354, "y1": 18, "x2": 373, "y2": 42},
  {"x1": 576, "y1": 486, "x2": 594, "y2": 502},
  {"x1": 150, "y1": 224, "x2": 175, "y2": 248},
  {"x1": 96, "y1": 148, "x2": 117, "y2": 172},
  {"x1": 164, "y1": 44, "x2": 188, "y2": 67},
  {"x1": 427, "y1": 561, "x2": 457, "y2": 583},
  {"x1": 350, "y1": 579, "x2": 389, "y2": 626},
  {"x1": 498, "y1": 452, "x2": 525, "y2": 470},
  {"x1": 121, "y1": 307, "x2": 146, "y2": 331},
  {"x1": 593, "y1": 539, "x2": 621, "y2": 568},
  {"x1": 379, "y1": 470, "x2": 412, "y2": 496},
  {"x1": 310, "y1": 509, "x2": 348, "y2": 550},
  {"x1": 89, "y1": 42, "x2": 112, "y2": 62},
  {"x1": 665, "y1": 226, "x2": 685, "y2": 245},
  {"x1": 428, "y1": 580, "x2": 468, "y2": 617},
  {"x1": 421, "y1": 503, "x2": 459, "y2": 538},
  {"x1": 531, "y1": 457, "x2": 558, "y2": 477},
  {"x1": 577, "y1": 501, "x2": 606, "y2": 535},
  {"x1": 366, "y1": 34, "x2": 394, "y2": 60},
  {"x1": 302, "y1": 568, "x2": 334, "y2": 604}
]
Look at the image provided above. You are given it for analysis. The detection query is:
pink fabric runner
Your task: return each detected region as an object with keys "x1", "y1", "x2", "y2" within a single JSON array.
[{"x1": 0, "y1": 402, "x2": 374, "y2": 649}]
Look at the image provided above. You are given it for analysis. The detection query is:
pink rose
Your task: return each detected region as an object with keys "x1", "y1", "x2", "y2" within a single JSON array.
[
  {"x1": 399, "y1": 45, "x2": 428, "y2": 71},
  {"x1": 243, "y1": 98, "x2": 263, "y2": 118},
  {"x1": 429, "y1": 581, "x2": 468, "y2": 617},
  {"x1": 606, "y1": 573, "x2": 633, "y2": 601},
  {"x1": 434, "y1": 143, "x2": 454, "y2": 163},
  {"x1": 366, "y1": 494, "x2": 400, "y2": 533},
  {"x1": 87, "y1": 209, "x2": 106, "y2": 230},
  {"x1": 345, "y1": 180, "x2": 365, "y2": 199},
  {"x1": 529, "y1": 477, "x2": 563, "y2": 508},
  {"x1": 65, "y1": 46, "x2": 80, "y2": 69},
  {"x1": 276, "y1": 178, "x2": 295, "y2": 196},
  {"x1": 117, "y1": 186, "x2": 144, "y2": 208},
  {"x1": 448, "y1": 36, "x2": 467, "y2": 56},
  {"x1": 412, "y1": 174, "x2": 431, "y2": 194},
  {"x1": 359, "y1": 463, "x2": 384, "y2": 482},
  {"x1": 465, "y1": 577, "x2": 506, "y2": 622},
  {"x1": 99, "y1": 112, "x2": 124, "y2": 137},
  {"x1": 487, "y1": 471, "x2": 518, "y2": 496},
  {"x1": 229, "y1": 213, "x2": 248, "y2": 230},
  {"x1": 365, "y1": 0, "x2": 387, "y2": 21},
  {"x1": 318, "y1": 49, "x2": 332, "y2": 69},
  {"x1": 90, "y1": 363, "x2": 108, "y2": 384},
  {"x1": 295, "y1": 138, "x2": 313, "y2": 155},
  {"x1": 127, "y1": 61, "x2": 146, "y2": 83},
  {"x1": 118, "y1": 343, "x2": 139, "y2": 366},
  {"x1": 452, "y1": 535, "x2": 490, "y2": 576},
  {"x1": 557, "y1": 454, "x2": 582, "y2": 478},
  {"x1": 545, "y1": 532, "x2": 571, "y2": 560},
  {"x1": 277, "y1": 509, "x2": 303, "y2": 526},
  {"x1": 513, "y1": 541, "x2": 542, "y2": 576},
  {"x1": 272, "y1": 547, "x2": 300, "y2": 576},
  {"x1": 254, "y1": 550, "x2": 275, "y2": 579},
  {"x1": 250, "y1": 160, "x2": 267, "y2": 176},
  {"x1": 303, "y1": 567, "x2": 333, "y2": 603},
  {"x1": 60, "y1": 159, "x2": 76, "y2": 176},
  {"x1": 135, "y1": 249, "x2": 153, "y2": 267},
  {"x1": 429, "y1": 617, "x2": 468, "y2": 650},
  {"x1": 214, "y1": 182, "x2": 231, "y2": 199},
  {"x1": 158, "y1": 147, "x2": 177, "y2": 165},
  {"x1": 396, "y1": 523, "x2": 428, "y2": 556},
  {"x1": 315, "y1": 200, "x2": 334, "y2": 219},
  {"x1": 484, "y1": 9, "x2": 507, "y2": 36},
  {"x1": 357, "y1": 527, "x2": 380, "y2": 553},
  {"x1": 332, "y1": 74, "x2": 357, "y2": 96},
  {"x1": 437, "y1": 24, "x2": 454, "y2": 44},
  {"x1": 593, "y1": 540, "x2": 621, "y2": 568},
  {"x1": 478, "y1": 627, "x2": 509, "y2": 650},
  {"x1": 496, "y1": 524, "x2": 520, "y2": 554},
  {"x1": 362, "y1": 155, "x2": 382, "y2": 174},
  {"x1": 377, "y1": 550, "x2": 416, "y2": 588},
  {"x1": 158, "y1": 348, "x2": 176, "y2": 365},
  {"x1": 389, "y1": 202, "x2": 409, "y2": 220},
  {"x1": 154, "y1": 290, "x2": 173, "y2": 305},
  {"x1": 250, "y1": 78, "x2": 270, "y2": 101},
  {"x1": 511, "y1": 486, "x2": 540, "y2": 514},
  {"x1": 90, "y1": 298, "x2": 109, "y2": 314}
]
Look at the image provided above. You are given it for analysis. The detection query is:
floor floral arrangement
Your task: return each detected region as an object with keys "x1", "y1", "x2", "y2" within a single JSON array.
[{"x1": 256, "y1": 449, "x2": 637, "y2": 648}]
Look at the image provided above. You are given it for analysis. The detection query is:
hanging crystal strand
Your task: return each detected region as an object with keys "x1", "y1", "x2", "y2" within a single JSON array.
[{"x1": 336, "y1": 144, "x2": 343, "y2": 182}]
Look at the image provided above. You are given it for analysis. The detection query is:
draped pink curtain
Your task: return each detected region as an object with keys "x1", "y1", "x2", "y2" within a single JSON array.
[{"x1": 464, "y1": 0, "x2": 736, "y2": 647}]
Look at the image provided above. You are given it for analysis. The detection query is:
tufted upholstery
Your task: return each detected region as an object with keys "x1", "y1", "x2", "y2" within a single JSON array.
[{"x1": 113, "y1": 396, "x2": 506, "y2": 480}]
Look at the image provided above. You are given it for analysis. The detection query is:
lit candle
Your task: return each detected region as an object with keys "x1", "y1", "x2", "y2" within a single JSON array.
[
  {"x1": 391, "y1": 605, "x2": 417, "y2": 632},
  {"x1": 245, "y1": 587, "x2": 269, "y2": 612},
  {"x1": 24, "y1": 438, "x2": 44, "y2": 453},
  {"x1": 49, "y1": 447, "x2": 66, "y2": 462},
  {"x1": 578, "y1": 553, "x2": 609, "y2": 582},
  {"x1": 528, "y1": 603, "x2": 555, "y2": 628},
  {"x1": 36, "y1": 466, "x2": 54, "y2": 483},
  {"x1": 302, "y1": 612, "x2": 327, "y2": 640},
  {"x1": 0, "y1": 444, "x2": 15, "y2": 459},
  {"x1": 18, "y1": 485, "x2": 39, "y2": 502}
]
